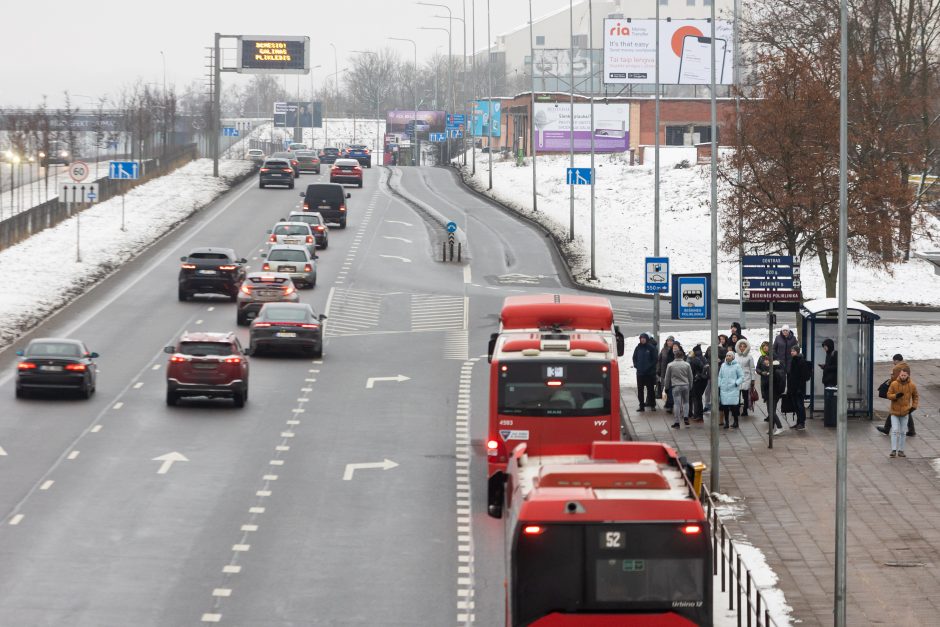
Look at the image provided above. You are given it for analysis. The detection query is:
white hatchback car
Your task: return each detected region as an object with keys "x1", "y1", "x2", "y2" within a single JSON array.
[{"x1": 266, "y1": 221, "x2": 316, "y2": 257}]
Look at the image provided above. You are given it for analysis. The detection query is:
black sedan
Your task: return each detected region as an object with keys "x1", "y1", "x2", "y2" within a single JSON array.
[
  {"x1": 248, "y1": 303, "x2": 326, "y2": 357},
  {"x1": 15, "y1": 338, "x2": 99, "y2": 399}
]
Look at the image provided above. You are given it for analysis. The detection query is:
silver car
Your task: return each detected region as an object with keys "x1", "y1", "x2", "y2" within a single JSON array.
[
  {"x1": 284, "y1": 211, "x2": 329, "y2": 249},
  {"x1": 266, "y1": 221, "x2": 316, "y2": 257},
  {"x1": 262, "y1": 245, "x2": 317, "y2": 288}
]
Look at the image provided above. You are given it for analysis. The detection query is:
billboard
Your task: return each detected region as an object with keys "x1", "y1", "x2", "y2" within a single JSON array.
[
  {"x1": 386, "y1": 110, "x2": 446, "y2": 134},
  {"x1": 273, "y1": 102, "x2": 322, "y2": 128},
  {"x1": 472, "y1": 100, "x2": 501, "y2": 137},
  {"x1": 533, "y1": 102, "x2": 629, "y2": 153},
  {"x1": 603, "y1": 19, "x2": 734, "y2": 85},
  {"x1": 237, "y1": 35, "x2": 310, "y2": 74}
]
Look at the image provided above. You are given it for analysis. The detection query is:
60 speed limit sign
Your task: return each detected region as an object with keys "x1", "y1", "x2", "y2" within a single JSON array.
[{"x1": 68, "y1": 161, "x2": 90, "y2": 183}]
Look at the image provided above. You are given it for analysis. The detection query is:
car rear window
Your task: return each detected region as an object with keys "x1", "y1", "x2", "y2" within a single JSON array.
[
  {"x1": 262, "y1": 307, "x2": 309, "y2": 322},
  {"x1": 337, "y1": 164, "x2": 357, "y2": 170},
  {"x1": 268, "y1": 250, "x2": 307, "y2": 262},
  {"x1": 322, "y1": 148, "x2": 339, "y2": 154},
  {"x1": 289, "y1": 214, "x2": 320, "y2": 225},
  {"x1": 304, "y1": 184, "x2": 344, "y2": 203},
  {"x1": 274, "y1": 225, "x2": 309, "y2": 235},
  {"x1": 189, "y1": 252, "x2": 230, "y2": 260},
  {"x1": 27, "y1": 342, "x2": 82, "y2": 357},
  {"x1": 265, "y1": 160, "x2": 289, "y2": 167},
  {"x1": 179, "y1": 342, "x2": 233, "y2": 356}
]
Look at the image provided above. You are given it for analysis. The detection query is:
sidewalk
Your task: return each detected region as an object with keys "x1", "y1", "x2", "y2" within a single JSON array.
[{"x1": 623, "y1": 360, "x2": 940, "y2": 626}]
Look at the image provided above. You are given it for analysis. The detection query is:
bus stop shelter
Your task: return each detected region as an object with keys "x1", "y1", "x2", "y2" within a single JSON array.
[{"x1": 800, "y1": 298, "x2": 880, "y2": 417}]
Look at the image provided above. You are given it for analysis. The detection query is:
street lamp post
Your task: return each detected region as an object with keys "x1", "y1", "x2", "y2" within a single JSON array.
[
  {"x1": 433, "y1": 11, "x2": 467, "y2": 164},
  {"x1": 528, "y1": 0, "x2": 537, "y2": 210},
  {"x1": 305, "y1": 64, "x2": 323, "y2": 149},
  {"x1": 388, "y1": 37, "x2": 419, "y2": 166},
  {"x1": 418, "y1": 2, "x2": 454, "y2": 161}
]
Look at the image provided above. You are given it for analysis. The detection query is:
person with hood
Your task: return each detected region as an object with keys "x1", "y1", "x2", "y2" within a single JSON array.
[
  {"x1": 689, "y1": 344, "x2": 708, "y2": 421},
  {"x1": 820, "y1": 338, "x2": 837, "y2": 387},
  {"x1": 718, "y1": 350, "x2": 744, "y2": 428},
  {"x1": 657, "y1": 335, "x2": 676, "y2": 411},
  {"x1": 735, "y1": 339, "x2": 755, "y2": 417},
  {"x1": 632, "y1": 333, "x2": 658, "y2": 412},
  {"x1": 773, "y1": 325, "x2": 799, "y2": 372},
  {"x1": 755, "y1": 341, "x2": 786, "y2": 435},
  {"x1": 877, "y1": 354, "x2": 916, "y2": 437},
  {"x1": 664, "y1": 349, "x2": 694, "y2": 429},
  {"x1": 886, "y1": 367, "x2": 918, "y2": 458},
  {"x1": 786, "y1": 344, "x2": 811, "y2": 430},
  {"x1": 730, "y1": 321, "x2": 746, "y2": 341}
]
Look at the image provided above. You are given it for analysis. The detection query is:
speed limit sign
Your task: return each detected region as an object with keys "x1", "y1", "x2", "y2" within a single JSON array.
[{"x1": 68, "y1": 161, "x2": 90, "y2": 183}]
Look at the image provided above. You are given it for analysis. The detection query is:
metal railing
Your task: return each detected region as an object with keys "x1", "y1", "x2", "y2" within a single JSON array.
[{"x1": 701, "y1": 484, "x2": 785, "y2": 627}]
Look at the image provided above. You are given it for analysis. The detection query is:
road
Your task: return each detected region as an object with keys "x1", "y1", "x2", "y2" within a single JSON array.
[{"x1": 0, "y1": 162, "x2": 937, "y2": 626}]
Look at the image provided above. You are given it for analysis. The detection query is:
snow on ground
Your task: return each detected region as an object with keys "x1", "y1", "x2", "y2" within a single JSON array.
[
  {"x1": 460, "y1": 153, "x2": 940, "y2": 306},
  {"x1": 0, "y1": 158, "x2": 252, "y2": 349},
  {"x1": 0, "y1": 159, "x2": 117, "y2": 214}
]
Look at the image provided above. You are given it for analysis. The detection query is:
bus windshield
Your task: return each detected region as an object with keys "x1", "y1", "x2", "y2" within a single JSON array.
[{"x1": 498, "y1": 361, "x2": 610, "y2": 417}]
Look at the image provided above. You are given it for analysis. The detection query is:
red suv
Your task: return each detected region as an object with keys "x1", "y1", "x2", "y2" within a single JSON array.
[{"x1": 163, "y1": 332, "x2": 249, "y2": 407}]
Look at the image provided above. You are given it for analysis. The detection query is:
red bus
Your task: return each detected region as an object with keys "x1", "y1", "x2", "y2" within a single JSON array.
[
  {"x1": 504, "y1": 441, "x2": 711, "y2": 627},
  {"x1": 486, "y1": 295, "x2": 625, "y2": 517}
]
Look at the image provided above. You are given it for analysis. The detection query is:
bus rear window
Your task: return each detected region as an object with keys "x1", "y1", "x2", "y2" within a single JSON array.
[
  {"x1": 595, "y1": 557, "x2": 704, "y2": 603},
  {"x1": 499, "y1": 362, "x2": 610, "y2": 416}
]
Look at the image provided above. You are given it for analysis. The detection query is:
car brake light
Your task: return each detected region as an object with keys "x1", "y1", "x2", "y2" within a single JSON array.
[
  {"x1": 268, "y1": 235, "x2": 277, "y2": 243},
  {"x1": 224, "y1": 357, "x2": 242, "y2": 364},
  {"x1": 339, "y1": 205, "x2": 346, "y2": 212},
  {"x1": 306, "y1": 235, "x2": 314, "y2": 244},
  {"x1": 304, "y1": 264, "x2": 312, "y2": 272},
  {"x1": 523, "y1": 525, "x2": 545, "y2": 535},
  {"x1": 65, "y1": 363, "x2": 87, "y2": 372},
  {"x1": 681, "y1": 524, "x2": 702, "y2": 535},
  {"x1": 546, "y1": 380, "x2": 563, "y2": 387},
  {"x1": 282, "y1": 168, "x2": 293, "y2": 173},
  {"x1": 260, "y1": 167, "x2": 269, "y2": 172},
  {"x1": 253, "y1": 322, "x2": 272, "y2": 327},
  {"x1": 218, "y1": 265, "x2": 236, "y2": 271},
  {"x1": 284, "y1": 285, "x2": 295, "y2": 295},
  {"x1": 17, "y1": 362, "x2": 37, "y2": 370},
  {"x1": 301, "y1": 323, "x2": 319, "y2": 328},
  {"x1": 262, "y1": 263, "x2": 270, "y2": 271},
  {"x1": 240, "y1": 284, "x2": 253, "y2": 294},
  {"x1": 315, "y1": 225, "x2": 325, "y2": 231},
  {"x1": 169, "y1": 355, "x2": 188, "y2": 363},
  {"x1": 180, "y1": 263, "x2": 196, "y2": 269}
]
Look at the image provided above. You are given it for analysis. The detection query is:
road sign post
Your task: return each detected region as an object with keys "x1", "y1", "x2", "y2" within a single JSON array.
[
  {"x1": 644, "y1": 257, "x2": 669, "y2": 295},
  {"x1": 109, "y1": 161, "x2": 139, "y2": 231}
]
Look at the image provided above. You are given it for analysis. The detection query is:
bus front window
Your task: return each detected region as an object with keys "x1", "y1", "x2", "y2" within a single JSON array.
[{"x1": 499, "y1": 362, "x2": 610, "y2": 417}]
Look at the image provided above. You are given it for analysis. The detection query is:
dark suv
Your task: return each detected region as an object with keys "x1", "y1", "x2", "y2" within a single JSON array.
[
  {"x1": 319, "y1": 147, "x2": 340, "y2": 164},
  {"x1": 178, "y1": 248, "x2": 247, "y2": 301},
  {"x1": 259, "y1": 158, "x2": 295, "y2": 189},
  {"x1": 164, "y1": 332, "x2": 249, "y2": 407},
  {"x1": 300, "y1": 183, "x2": 351, "y2": 229}
]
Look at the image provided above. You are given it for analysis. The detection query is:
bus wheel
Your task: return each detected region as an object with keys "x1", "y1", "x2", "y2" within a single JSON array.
[{"x1": 487, "y1": 473, "x2": 505, "y2": 518}]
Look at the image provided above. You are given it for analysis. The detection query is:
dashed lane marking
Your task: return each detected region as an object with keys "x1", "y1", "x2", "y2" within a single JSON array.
[
  {"x1": 91, "y1": 425, "x2": 102, "y2": 433},
  {"x1": 201, "y1": 614, "x2": 222, "y2": 623},
  {"x1": 9, "y1": 514, "x2": 24, "y2": 526},
  {"x1": 113, "y1": 402, "x2": 123, "y2": 410},
  {"x1": 133, "y1": 382, "x2": 144, "y2": 389},
  {"x1": 222, "y1": 565, "x2": 241, "y2": 574},
  {"x1": 40, "y1": 480, "x2": 54, "y2": 491},
  {"x1": 67, "y1": 451, "x2": 79, "y2": 460}
]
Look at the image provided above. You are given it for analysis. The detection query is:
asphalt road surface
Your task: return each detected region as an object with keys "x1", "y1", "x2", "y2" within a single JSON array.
[{"x1": 0, "y1": 163, "x2": 937, "y2": 626}]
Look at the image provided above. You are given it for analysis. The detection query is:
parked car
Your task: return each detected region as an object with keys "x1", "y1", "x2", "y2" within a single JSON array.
[
  {"x1": 319, "y1": 147, "x2": 340, "y2": 164},
  {"x1": 236, "y1": 272, "x2": 299, "y2": 326},
  {"x1": 266, "y1": 221, "x2": 317, "y2": 257},
  {"x1": 283, "y1": 211, "x2": 329, "y2": 249},
  {"x1": 249, "y1": 303, "x2": 326, "y2": 357},
  {"x1": 293, "y1": 151, "x2": 321, "y2": 174},
  {"x1": 259, "y1": 158, "x2": 295, "y2": 189},
  {"x1": 178, "y1": 247, "x2": 247, "y2": 301},
  {"x1": 330, "y1": 158, "x2": 363, "y2": 188},
  {"x1": 164, "y1": 332, "x2": 249, "y2": 407},
  {"x1": 261, "y1": 244, "x2": 317, "y2": 288},
  {"x1": 246, "y1": 148, "x2": 265, "y2": 165},
  {"x1": 344, "y1": 144, "x2": 372, "y2": 168},
  {"x1": 300, "y1": 183, "x2": 351, "y2": 229},
  {"x1": 15, "y1": 338, "x2": 98, "y2": 399},
  {"x1": 271, "y1": 151, "x2": 301, "y2": 177}
]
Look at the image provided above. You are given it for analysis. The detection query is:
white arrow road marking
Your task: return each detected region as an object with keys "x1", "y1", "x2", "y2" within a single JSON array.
[
  {"x1": 382, "y1": 236, "x2": 413, "y2": 243},
  {"x1": 385, "y1": 220, "x2": 413, "y2": 226},
  {"x1": 379, "y1": 255, "x2": 412, "y2": 263},
  {"x1": 153, "y1": 452, "x2": 189, "y2": 475},
  {"x1": 343, "y1": 459, "x2": 399, "y2": 481},
  {"x1": 366, "y1": 374, "x2": 411, "y2": 389}
]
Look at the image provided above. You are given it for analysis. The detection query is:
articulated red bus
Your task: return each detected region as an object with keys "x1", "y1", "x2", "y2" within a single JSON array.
[
  {"x1": 504, "y1": 441, "x2": 711, "y2": 627},
  {"x1": 486, "y1": 295, "x2": 625, "y2": 517}
]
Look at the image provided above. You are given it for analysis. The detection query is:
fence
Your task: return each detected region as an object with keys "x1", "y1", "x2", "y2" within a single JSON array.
[
  {"x1": 701, "y1": 484, "x2": 784, "y2": 627},
  {"x1": 0, "y1": 143, "x2": 197, "y2": 252}
]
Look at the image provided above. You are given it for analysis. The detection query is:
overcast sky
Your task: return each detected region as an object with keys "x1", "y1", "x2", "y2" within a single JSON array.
[{"x1": 2, "y1": 0, "x2": 579, "y2": 109}]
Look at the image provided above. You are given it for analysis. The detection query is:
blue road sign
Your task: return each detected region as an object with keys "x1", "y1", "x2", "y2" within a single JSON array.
[
  {"x1": 742, "y1": 255, "x2": 793, "y2": 266},
  {"x1": 446, "y1": 221, "x2": 458, "y2": 233},
  {"x1": 566, "y1": 167, "x2": 593, "y2": 185},
  {"x1": 429, "y1": 132, "x2": 446, "y2": 142},
  {"x1": 742, "y1": 278, "x2": 795, "y2": 290},
  {"x1": 447, "y1": 129, "x2": 463, "y2": 138},
  {"x1": 86, "y1": 190, "x2": 97, "y2": 202},
  {"x1": 447, "y1": 113, "x2": 466, "y2": 126},
  {"x1": 109, "y1": 161, "x2": 139, "y2": 180},
  {"x1": 743, "y1": 265, "x2": 792, "y2": 278},
  {"x1": 675, "y1": 276, "x2": 708, "y2": 320},
  {"x1": 645, "y1": 257, "x2": 669, "y2": 294},
  {"x1": 222, "y1": 127, "x2": 239, "y2": 137}
]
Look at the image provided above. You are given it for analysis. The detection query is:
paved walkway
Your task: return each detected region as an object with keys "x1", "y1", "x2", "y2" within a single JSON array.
[{"x1": 623, "y1": 359, "x2": 940, "y2": 627}]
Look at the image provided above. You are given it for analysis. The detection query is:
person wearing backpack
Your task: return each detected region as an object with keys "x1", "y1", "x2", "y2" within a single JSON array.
[
  {"x1": 786, "y1": 345, "x2": 811, "y2": 430},
  {"x1": 877, "y1": 354, "x2": 916, "y2": 437}
]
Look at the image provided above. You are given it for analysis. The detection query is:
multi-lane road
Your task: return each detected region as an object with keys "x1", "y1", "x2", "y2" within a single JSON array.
[{"x1": 0, "y1": 162, "x2": 936, "y2": 626}]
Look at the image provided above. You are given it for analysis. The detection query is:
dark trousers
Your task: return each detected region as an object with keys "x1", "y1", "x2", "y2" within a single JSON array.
[
  {"x1": 691, "y1": 379, "x2": 707, "y2": 418},
  {"x1": 720, "y1": 404, "x2": 740, "y2": 426},
  {"x1": 883, "y1": 412, "x2": 915, "y2": 434},
  {"x1": 636, "y1": 374, "x2": 656, "y2": 407},
  {"x1": 792, "y1": 391, "x2": 807, "y2": 426},
  {"x1": 739, "y1": 389, "x2": 751, "y2": 415},
  {"x1": 765, "y1": 399, "x2": 783, "y2": 429}
]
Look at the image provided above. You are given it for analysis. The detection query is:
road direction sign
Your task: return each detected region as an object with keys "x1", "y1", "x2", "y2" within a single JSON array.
[
  {"x1": 446, "y1": 221, "x2": 457, "y2": 233},
  {"x1": 59, "y1": 183, "x2": 100, "y2": 203},
  {"x1": 447, "y1": 129, "x2": 463, "y2": 138},
  {"x1": 743, "y1": 290, "x2": 802, "y2": 302},
  {"x1": 447, "y1": 113, "x2": 466, "y2": 125},
  {"x1": 566, "y1": 167, "x2": 593, "y2": 185},
  {"x1": 742, "y1": 265, "x2": 792, "y2": 278},
  {"x1": 109, "y1": 161, "x2": 139, "y2": 180},
  {"x1": 741, "y1": 278, "x2": 797, "y2": 290},
  {"x1": 645, "y1": 257, "x2": 669, "y2": 294},
  {"x1": 223, "y1": 127, "x2": 240, "y2": 137},
  {"x1": 741, "y1": 254, "x2": 802, "y2": 311},
  {"x1": 68, "y1": 161, "x2": 90, "y2": 183},
  {"x1": 429, "y1": 132, "x2": 446, "y2": 143}
]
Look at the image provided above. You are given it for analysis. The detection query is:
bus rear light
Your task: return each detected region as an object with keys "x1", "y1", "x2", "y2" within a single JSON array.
[
  {"x1": 523, "y1": 525, "x2": 545, "y2": 535},
  {"x1": 486, "y1": 440, "x2": 500, "y2": 456},
  {"x1": 681, "y1": 524, "x2": 702, "y2": 535},
  {"x1": 546, "y1": 380, "x2": 563, "y2": 387},
  {"x1": 601, "y1": 365, "x2": 609, "y2": 372},
  {"x1": 500, "y1": 365, "x2": 508, "y2": 372}
]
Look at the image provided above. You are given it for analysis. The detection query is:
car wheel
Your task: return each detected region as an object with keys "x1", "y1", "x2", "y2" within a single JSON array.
[
  {"x1": 259, "y1": 182, "x2": 265, "y2": 189},
  {"x1": 289, "y1": 183, "x2": 295, "y2": 189},
  {"x1": 233, "y1": 391, "x2": 246, "y2": 408},
  {"x1": 339, "y1": 220, "x2": 347, "y2": 229},
  {"x1": 310, "y1": 275, "x2": 317, "y2": 288},
  {"x1": 313, "y1": 345, "x2": 323, "y2": 359},
  {"x1": 81, "y1": 381, "x2": 92, "y2": 400},
  {"x1": 166, "y1": 389, "x2": 178, "y2": 406},
  {"x1": 229, "y1": 291, "x2": 238, "y2": 302},
  {"x1": 236, "y1": 311, "x2": 248, "y2": 326},
  {"x1": 322, "y1": 239, "x2": 328, "y2": 250},
  {"x1": 15, "y1": 386, "x2": 25, "y2": 399},
  {"x1": 178, "y1": 288, "x2": 188, "y2": 302}
]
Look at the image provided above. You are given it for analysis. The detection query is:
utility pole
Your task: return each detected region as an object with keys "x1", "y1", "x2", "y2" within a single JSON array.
[
  {"x1": 212, "y1": 33, "x2": 221, "y2": 178},
  {"x1": 588, "y1": 0, "x2": 596, "y2": 279},
  {"x1": 568, "y1": 0, "x2": 575, "y2": 242},
  {"x1": 708, "y1": 0, "x2": 720, "y2": 493},
  {"x1": 488, "y1": 0, "x2": 494, "y2": 189},
  {"x1": 652, "y1": 0, "x2": 661, "y2": 347},
  {"x1": 528, "y1": 0, "x2": 538, "y2": 211},
  {"x1": 471, "y1": 0, "x2": 477, "y2": 175}
]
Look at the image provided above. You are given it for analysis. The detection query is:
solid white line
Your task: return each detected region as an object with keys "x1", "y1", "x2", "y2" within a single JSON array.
[
  {"x1": 40, "y1": 480, "x2": 54, "y2": 490},
  {"x1": 9, "y1": 514, "x2": 24, "y2": 525}
]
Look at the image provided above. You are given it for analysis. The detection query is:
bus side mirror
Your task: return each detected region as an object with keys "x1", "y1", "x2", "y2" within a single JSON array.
[
  {"x1": 614, "y1": 325, "x2": 625, "y2": 357},
  {"x1": 487, "y1": 333, "x2": 498, "y2": 363}
]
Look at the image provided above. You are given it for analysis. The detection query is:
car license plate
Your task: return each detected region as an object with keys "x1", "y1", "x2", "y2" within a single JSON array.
[
  {"x1": 276, "y1": 332, "x2": 297, "y2": 338},
  {"x1": 278, "y1": 266, "x2": 296, "y2": 272},
  {"x1": 193, "y1": 363, "x2": 217, "y2": 370},
  {"x1": 198, "y1": 269, "x2": 217, "y2": 275},
  {"x1": 284, "y1": 238, "x2": 301, "y2": 244},
  {"x1": 40, "y1": 365, "x2": 63, "y2": 371},
  {"x1": 318, "y1": 205, "x2": 330, "y2": 210}
]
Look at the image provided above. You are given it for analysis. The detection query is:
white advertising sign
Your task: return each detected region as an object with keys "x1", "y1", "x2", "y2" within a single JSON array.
[
  {"x1": 533, "y1": 103, "x2": 630, "y2": 153},
  {"x1": 603, "y1": 18, "x2": 734, "y2": 85}
]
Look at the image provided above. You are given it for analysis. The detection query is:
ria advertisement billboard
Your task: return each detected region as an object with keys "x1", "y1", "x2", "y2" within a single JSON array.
[
  {"x1": 237, "y1": 35, "x2": 310, "y2": 74},
  {"x1": 471, "y1": 100, "x2": 501, "y2": 137},
  {"x1": 533, "y1": 103, "x2": 629, "y2": 153},
  {"x1": 603, "y1": 19, "x2": 734, "y2": 85}
]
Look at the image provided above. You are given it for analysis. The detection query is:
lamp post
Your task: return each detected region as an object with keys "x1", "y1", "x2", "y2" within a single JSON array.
[
  {"x1": 11, "y1": 154, "x2": 19, "y2": 215},
  {"x1": 388, "y1": 37, "x2": 419, "y2": 165},
  {"x1": 160, "y1": 51, "x2": 167, "y2": 160},
  {"x1": 329, "y1": 43, "x2": 339, "y2": 109},
  {"x1": 433, "y1": 11, "x2": 467, "y2": 163},
  {"x1": 351, "y1": 50, "x2": 383, "y2": 164},
  {"x1": 418, "y1": 2, "x2": 454, "y2": 161},
  {"x1": 527, "y1": 0, "x2": 537, "y2": 210},
  {"x1": 420, "y1": 24, "x2": 452, "y2": 162}
]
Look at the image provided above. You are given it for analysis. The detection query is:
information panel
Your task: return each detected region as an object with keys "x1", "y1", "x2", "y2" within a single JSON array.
[{"x1": 237, "y1": 35, "x2": 310, "y2": 74}]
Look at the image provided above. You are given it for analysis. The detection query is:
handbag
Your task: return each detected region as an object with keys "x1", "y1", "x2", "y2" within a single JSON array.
[
  {"x1": 749, "y1": 384, "x2": 759, "y2": 404},
  {"x1": 877, "y1": 379, "x2": 891, "y2": 399}
]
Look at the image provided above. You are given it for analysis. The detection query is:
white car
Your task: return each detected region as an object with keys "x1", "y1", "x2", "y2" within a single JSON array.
[
  {"x1": 266, "y1": 221, "x2": 316, "y2": 257},
  {"x1": 246, "y1": 149, "x2": 265, "y2": 164},
  {"x1": 261, "y1": 245, "x2": 317, "y2": 289},
  {"x1": 283, "y1": 212, "x2": 329, "y2": 249}
]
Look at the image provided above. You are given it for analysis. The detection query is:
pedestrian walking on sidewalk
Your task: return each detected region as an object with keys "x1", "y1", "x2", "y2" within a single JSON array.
[
  {"x1": 735, "y1": 340, "x2": 755, "y2": 417},
  {"x1": 756, "y1": 342, "x2": 786, "y2": 435},
  {"x1": 657, "y1": 336, "x2": 676, "y2": 412},
  {"x1": 689, "y1": 344, "x2": 707, "y2": 421},
  {"x1": 886, "y1": 368, "x2": 919, "y2": 458},
  {"x1": 718, "y1": 351, "x2": 744, "y2": 429},
  {"x1": 632, "y1": 333, "x2": 658, "y2": 412},
  {"x1": 665, "y1": 349, "x2": 694, "y2": 429},
  {"x1": 786, "y1": 345, "x2": 811, "y2": 430},
  {"x1": 877, "y1": 354, "x2": 916, "y2": 437}
]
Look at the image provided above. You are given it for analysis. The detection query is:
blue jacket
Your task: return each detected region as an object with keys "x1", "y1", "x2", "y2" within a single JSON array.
[
  {"x1": 632, "y1": 335, "x2": 658, "y2": 377},
  {"x1": 718, "y1": 360, "x2": 744, "y2": 406}
]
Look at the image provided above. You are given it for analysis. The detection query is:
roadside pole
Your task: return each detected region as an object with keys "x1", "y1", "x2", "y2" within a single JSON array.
[
  {"x1": 734, "y1": 0, "x2": 745, "y2": 330},
  {"x1": 213, "y1": 33, "x2": 221, "y2": 178},
  {"x1": 767, "y1": 302, "x2": 775, "y2": 448},
  {"x1": 488, "y1": 0, "x2": 494, "y2": 190},
  {"x1": 471, "y1": 0, "x2": 476, "y2": 176},
  {"x1": 588, "y1": 0, "x2": 596, "y2": 280},
  {"x1": 652, "y1": 1, "x2": 661, "y2": 348},
  {"x1": 527, "y1": 0, "x2": 537, "y2": 209},
  {"x1": 708, "y1": 0, "x2": 720, "y2": 493},
  {"x1": 568, "y1": 0, "x2": 575, "y2": 242}
]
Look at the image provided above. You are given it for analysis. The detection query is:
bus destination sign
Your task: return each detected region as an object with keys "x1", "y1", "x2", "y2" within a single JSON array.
[{"x1": 237, "y1": 35, "x2": 310, "y2": 74}]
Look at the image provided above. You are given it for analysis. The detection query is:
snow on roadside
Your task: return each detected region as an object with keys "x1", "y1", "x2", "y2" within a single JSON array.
[
  {"x1": 459, "y1": 153, "x2": 940, "y2": 306},
  {"x1": 0, "y1": 158, "x2": 252, "y2": 349}
]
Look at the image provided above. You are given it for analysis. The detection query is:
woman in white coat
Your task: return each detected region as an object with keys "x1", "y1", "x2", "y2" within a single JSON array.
[{"x1": 735, "y1": 339, "x2": 755, "y2": 417}]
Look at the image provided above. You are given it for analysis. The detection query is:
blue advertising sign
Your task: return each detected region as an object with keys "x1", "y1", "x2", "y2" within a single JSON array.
[
  {"x1": 472, "y1": 100, "x2": 501, "y2": 137},
  {"x1": 645, "y1": 257, "x2": 669, "y2": 294},
  {"x1": 566, "y1": 167, "x2": 593, "y2": 185},
  {"x1": 672, "y1": 275, "x2": 710, "y2": 320},
  {"x1": 109, "y1": 161, "x2": 139, "y2": 180}
]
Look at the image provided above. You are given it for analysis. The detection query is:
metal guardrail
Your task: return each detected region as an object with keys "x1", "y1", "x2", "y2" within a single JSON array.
[{"x1": 701, "y1": 484, "x2": 785, "y2": 627}]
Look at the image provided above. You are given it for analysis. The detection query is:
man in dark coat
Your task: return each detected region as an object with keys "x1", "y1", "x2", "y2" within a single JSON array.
[
  {"x1": 657, "y1": 336, "x2": 676, "y2": 411},
  {"x1": 689, "y1": 344, "x2": 708, "y2": 420},
  {"x1": 773, "y1": 325, "x2": 798, "y2": 372},
  {"x1": 632, "y1": 333, "x2": 658, "y2": 412},
  {"x1": 820, "y1": 338, "x2": 837, "y2": 387},
  {"x1": 786, "y1": 345, "x2": 811, "y2": 430}
]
